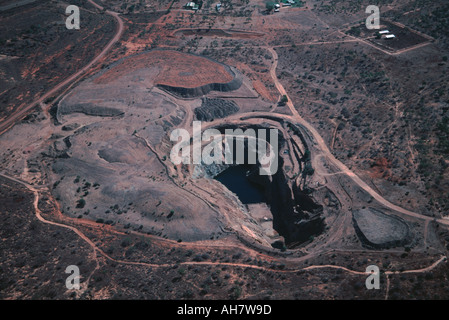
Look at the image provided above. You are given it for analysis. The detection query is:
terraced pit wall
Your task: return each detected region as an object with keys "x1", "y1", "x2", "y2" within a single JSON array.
[{"x1": 210, "y1": 123, "x2": 326, "y2": 247}]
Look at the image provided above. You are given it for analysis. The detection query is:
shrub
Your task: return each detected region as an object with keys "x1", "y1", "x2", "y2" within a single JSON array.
[
  {"x1": 279, "y1": 95, "x2": 288, "y2": 106},
  {"x1": 76, "y1": 198, "x2": 86, "y2": 209},
  {"x1": 121, "y1": 238, "x2": 132, "y2": 247}
]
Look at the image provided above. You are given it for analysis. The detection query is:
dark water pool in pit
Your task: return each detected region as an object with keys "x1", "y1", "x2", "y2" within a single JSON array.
[{"x1": 215, "y1": 165, "x2": 266, "y2": 204}]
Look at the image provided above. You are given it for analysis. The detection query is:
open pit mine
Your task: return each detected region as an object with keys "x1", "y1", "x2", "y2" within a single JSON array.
[
  {"x1": 1, "y1": 49, "x2": 414, "y2": 254},
  {"x1": 2, "y1": 0, "x2": 449, "y2": 301}
]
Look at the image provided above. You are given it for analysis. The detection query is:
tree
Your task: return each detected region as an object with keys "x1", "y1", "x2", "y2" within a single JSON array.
[
  {"x1": 279, "y1": 95, "x2": 288, "y2": 106},
  {"x1": 76, "y1": 198, "x2": 86, "y2": 209},
  {"x1": 303, "y1": 162, "x2": 315, "y2": 176},
  {"x1": 265, "y1": 2, "x2": 275, "y2": 11}
]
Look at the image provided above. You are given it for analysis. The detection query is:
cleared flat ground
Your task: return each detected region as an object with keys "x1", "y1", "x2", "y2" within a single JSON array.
[
  {"x1": 93, "y1": 50, "x2": 234, "y2": 88},
  {"x1": 353, "y1": 208, "x2": 409, "y2": 247}
]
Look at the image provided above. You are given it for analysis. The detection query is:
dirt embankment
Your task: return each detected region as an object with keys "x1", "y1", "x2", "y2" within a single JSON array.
[
  {"x1": 57, "y1": 103, "x2": 124, "y2": 119},
  {"x1": 157, "y1": 65, "x2": 243, "y2": 98}
]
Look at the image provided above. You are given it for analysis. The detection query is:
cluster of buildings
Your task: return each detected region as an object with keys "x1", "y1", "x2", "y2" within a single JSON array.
[
  {"x1": 274, "y1": 1, "x2": 296, "y2": 13},
  {"x1": 184, "y1": 1, "x2": 223, "y2": 12},
  {"x1": 185, "y1": 1, "x2": 298, "y2": 13},
  {"x1": 378, "y1": 29, "x2": 396, "y2": 39},
  {"x1": 283, "y1": 0, "x2": 296, "y2": 6},
  {"x1": 185, "y1": 1, "x2": 200, "y2": 11}
]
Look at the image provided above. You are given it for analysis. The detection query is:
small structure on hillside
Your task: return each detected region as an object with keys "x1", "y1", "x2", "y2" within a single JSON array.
[
  {"x1": 185, "y1": 1, "x2": 199, "y2": 10},
  {"x1": 377, "y1": 29, "x2": 396, "y2": 40}
]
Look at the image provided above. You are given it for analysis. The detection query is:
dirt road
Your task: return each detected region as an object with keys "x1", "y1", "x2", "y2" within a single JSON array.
[
  {"x1": 1, "y1": 170, "x2": 446, "y2": 300},
  {"x1": 0, "y1": 0, "x2": 124, "y2": 136},
  {"x1": 267, "y1": 47, "x2": 449, "y2": 227}
]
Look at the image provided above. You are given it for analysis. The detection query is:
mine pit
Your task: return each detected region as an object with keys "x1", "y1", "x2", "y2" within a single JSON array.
[
  {"x1": 215, "y1": 165, "x2": 266, "y2": 204},
  {"x1": 32, "y1": 48, "x2": 328, "y2": 248},
  {"x1": 201, "y1": 124, "x2": 326, "y2": 248},
  {"x1": 3, "y1": 0, "x2": 449, "y2": 300}
]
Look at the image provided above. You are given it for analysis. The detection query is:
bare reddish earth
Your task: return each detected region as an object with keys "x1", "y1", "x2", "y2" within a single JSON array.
[
  {"x1": 369, "y1": 157, "x2": 393, "y2": 180},
  {"x1": 93, "y1": 50, "x2": 233, "y2": 88}
]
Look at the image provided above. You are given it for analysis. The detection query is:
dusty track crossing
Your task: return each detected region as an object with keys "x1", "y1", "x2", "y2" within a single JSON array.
[
  {"x1": 0, "y1": 172, "x2": 445, "y2": 296},
  {"x1": 0, "y1": 0, "x2": 124, "y2": 136},
  {"x1": 267, "y1": 47, "x2": 449, "y2": 227}
]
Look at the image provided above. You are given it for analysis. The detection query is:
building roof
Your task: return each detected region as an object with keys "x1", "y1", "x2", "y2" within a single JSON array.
[{"x1": 186, "y1": 2, "x2": 199, "y2": 9}]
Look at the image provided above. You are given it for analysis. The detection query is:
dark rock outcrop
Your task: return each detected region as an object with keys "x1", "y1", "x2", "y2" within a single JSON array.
[
  {"x1": 210, "y1": 123, "x2": 325, "y2": 247},
  {"x1": 263, "y1": 160, "x2": 325, "y2": 247},
  {"x1": 194, "y1": 98, "x2": 239, "y2": 121}
]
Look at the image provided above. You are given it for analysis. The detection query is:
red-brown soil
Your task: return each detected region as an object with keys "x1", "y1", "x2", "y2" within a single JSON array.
[{"x1": 93, "y1": 50, "x2": 234, "y2": 88}]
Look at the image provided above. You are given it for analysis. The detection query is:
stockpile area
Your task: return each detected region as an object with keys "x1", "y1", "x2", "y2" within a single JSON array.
[
  {"x1": 194, "y1": 98, "x2": 240, "y2": 121},
  {"x1": 352, "y1": 208, "x2": 410, "y2": 249}
]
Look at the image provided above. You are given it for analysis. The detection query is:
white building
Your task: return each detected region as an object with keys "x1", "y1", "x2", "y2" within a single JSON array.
[{"x1": 185, "y1": 2, "x2": 199, "y2": 10}]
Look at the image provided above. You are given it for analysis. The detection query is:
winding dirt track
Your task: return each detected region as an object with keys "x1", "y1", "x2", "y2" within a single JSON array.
[
  {"x1": 1, "y1": 172, "x2": 446, "y2": 291},
  {"x1": 267, "y1": 47, "x2": 449, "y2": 227},
  {"x1": 0, "y1": 0, "x2": 124, "y2": 136},
  {"x1": 0, "y1": 3, "x2": 447, "y2": 297}
]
